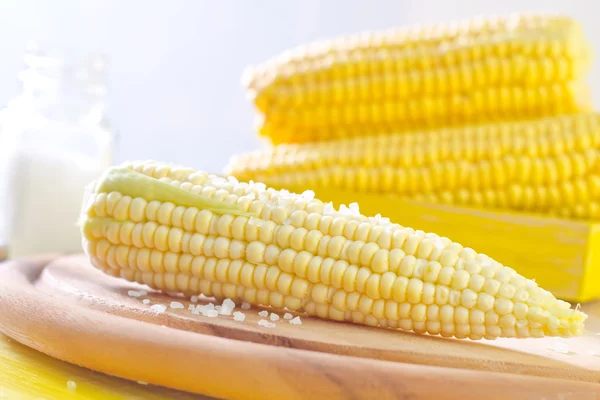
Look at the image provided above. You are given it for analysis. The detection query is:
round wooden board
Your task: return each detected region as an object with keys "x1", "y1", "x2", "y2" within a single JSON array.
[{"x1": 0, "y1": 254, "x2": 599, "y2": 400}]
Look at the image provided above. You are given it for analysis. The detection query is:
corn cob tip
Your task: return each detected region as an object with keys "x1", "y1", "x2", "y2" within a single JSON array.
[{"x1": 80, "y1": 160, "x2": 587, "y2": 340}]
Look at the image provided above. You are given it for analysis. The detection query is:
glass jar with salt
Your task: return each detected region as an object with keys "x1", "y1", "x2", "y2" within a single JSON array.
[{"x1": 0, "y1": 44, "x2": 114, "y2": 259}]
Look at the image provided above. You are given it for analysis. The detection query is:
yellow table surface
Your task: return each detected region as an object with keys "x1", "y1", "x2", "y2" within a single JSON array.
[{"x1": 0, "y1": 333, "x2": 210, "y2": 400}]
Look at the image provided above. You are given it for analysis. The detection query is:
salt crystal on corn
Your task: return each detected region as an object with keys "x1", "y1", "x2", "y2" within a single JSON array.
[
  {"x1": 302, "y1": 190, "x2": 315, "y2": 200},
  {"x1": 283, "y1": 313, "x2": 294, "y2": 320},
  {"x1": 258, "y1": 310, "x2": 269, "y2": 317},
  {"x1": 190, "y1": 295, "x2": 199, "y2": 303},
  {"x1": 67, "y1": 381, "x2": 77, "y2": 390},
  {"x1": 290, "y1": 316, "x2": 302, "y2": 325},
  {"x1": 323, "y1": 202, "x2": 335, "y2": 215},
  {"x1": 270, "y1": 313, "x2": 280, "y2": 321},
  {"x1": 142, "y1": 299, "x2": 151, "y2": 305},
  {"x1": 339, "y1": 204, "x2": 350, "y2": 215},
  {"x1": 128, "y1": 290, "x2": 142, "y2": 297},
  {"x1": 170, "y1": 301, "x2": 184, "y2": 309},
  {"x1": 434, "y1": 237, "x2": 445, "y2": 249},
  {"x1": 204, "y1": 310, "x2": 219, "y2": 318}
]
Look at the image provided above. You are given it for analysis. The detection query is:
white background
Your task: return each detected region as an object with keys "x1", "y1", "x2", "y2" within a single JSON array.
[{"x1": 0, "y1": 0, "x2": 598, "y2": 173}]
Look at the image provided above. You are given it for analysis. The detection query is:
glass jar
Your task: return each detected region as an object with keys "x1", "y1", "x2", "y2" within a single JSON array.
[{"x1": 0, "y1": 44, "x2": 114, "y2": 259}]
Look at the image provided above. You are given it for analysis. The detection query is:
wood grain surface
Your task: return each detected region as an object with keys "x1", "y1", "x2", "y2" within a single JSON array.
[{"x1": 1, "y1": 254, "x2": 599, "y2": 400}]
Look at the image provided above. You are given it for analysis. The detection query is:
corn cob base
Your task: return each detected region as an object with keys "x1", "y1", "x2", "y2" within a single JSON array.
[{"x1": 80, "y1": 161, "x2": 587, "y2": 340}]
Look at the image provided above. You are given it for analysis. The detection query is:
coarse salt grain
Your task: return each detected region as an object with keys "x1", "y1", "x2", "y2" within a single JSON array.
[
  {"x1": 370, "y1": 213, "x2": 381, "y2": 223},
  {"x1": 302, "y1": 190, "x2": 315, "y2": 200},
  {"x1": 142, "y1": 299, "x2": 151, "y2": 305},
  {"x1": 258, "y1": 310, "x2": 269, "y2": 317},
  {"x1": 258, "y1": 319, "x2": 276, "y2": 328},
  {"x1": 241, "y1": 302, "x2": 251, "y2": 310},
  {"x1": 67, "y1": 381, "x2": 77, "y2": 390},
  {"x1": 270, "y1": 313, "x2": 280, "y2": 321},
  {"x1": 323, "y1": 202, "x2": 335, "y2": 215},
  {"x1": 283, "y1": 313, "x2": 294, "y2": 320},
  {"x1": 379, "y1": 217, "x2": 391, "y2": 226},
  {"x1": 220, "y1": 298, "x2": 235, "y2": 315},
  {"x1": 290, "y1": 316, "x2": 302, "y2": 325},
  {"x1": 150, "y1": 304, "x2": 167, "y2": 313},
  {"x1": 190, "y1": 295, "x2": 199, "y2": 303},
  {"x1": 233, "y1": 311, "x2": 246, "y2": 322},
  {"x1": 548, "y1": 339, "x2": 570, "y2": 354},
  {"x1": 204, "y1": 310, "x2": 219, "y2": 318},
  {"x1": 170, "y1": 301, "x2": 184, "y2": 309},
  {"x1": 128, "y1": 290, "x2": 142, "y2": 298},
  {"x1": 339, "y1": 204, "x2": 350, "y2": 215},
  {"x1": 139, "y1": 290, "x2": 148, "y2": 296}
]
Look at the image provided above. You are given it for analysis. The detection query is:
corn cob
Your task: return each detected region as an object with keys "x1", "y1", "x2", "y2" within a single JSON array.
[
  {"x1": 226, "y1": 113, "x2": 600, "y2": 221},
  {"x1": 79, "y1": 160, "x2": 587, "y2": 340},
  {"x1": 244, "y1": 14, "x2": 592, "y2": 144}
]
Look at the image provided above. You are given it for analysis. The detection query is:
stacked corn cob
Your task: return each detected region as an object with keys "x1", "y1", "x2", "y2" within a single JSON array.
[
  {"x1": 79, "y1": 161, "x2": 587, "y2": 339},
  {"x1": 227, "y1": 113, "x2": 600, "y2": 220},
  {"x1": 244, "y1": 14, "x2": 592, "y2": 144},
  {"x1": 230, "y1": 13, "x2": 597, "y2": 222}
]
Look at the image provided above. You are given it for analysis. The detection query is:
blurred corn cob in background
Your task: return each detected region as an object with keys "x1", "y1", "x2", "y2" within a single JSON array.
[
  {"x1": 226, "y1": 113, "x2": 600, "y2": 221},
  {"x1": 244, "y1": 14, "x2": 592, "y2": 144}
]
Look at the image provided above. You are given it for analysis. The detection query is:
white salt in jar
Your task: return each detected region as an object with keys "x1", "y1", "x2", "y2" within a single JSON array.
[{"x1": 0, "y1": 44, "x2": 115, "y2": 259}]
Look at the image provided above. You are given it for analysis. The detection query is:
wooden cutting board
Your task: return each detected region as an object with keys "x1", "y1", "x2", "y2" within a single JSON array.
[{"x1": 0, "y1": 255, "x2": 599, "y2": 400}]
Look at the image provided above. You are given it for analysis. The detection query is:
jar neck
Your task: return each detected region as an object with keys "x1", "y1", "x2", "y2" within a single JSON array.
[{"x1": 16, "y1": 46, "x2": 108, "y2": 125}]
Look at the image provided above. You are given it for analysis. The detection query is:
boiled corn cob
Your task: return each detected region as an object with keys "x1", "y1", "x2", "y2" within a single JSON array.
[
  {"x1": 79, "y1": 160, "x2": 587, "y2": 340},
  {"x1": 244, "y1": 14, "x2": 592, "y2": 144},
  {"x1": 226, "y1": 113, "x2": 600, "y2": 221}
]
